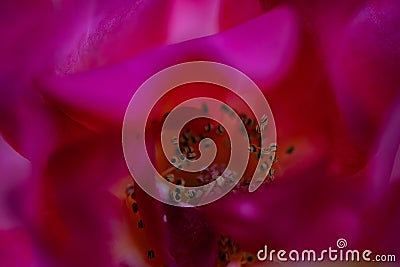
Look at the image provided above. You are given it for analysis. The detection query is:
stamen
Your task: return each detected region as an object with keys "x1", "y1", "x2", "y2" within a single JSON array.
[
  {"x1": 171, "y1": 137, "x2": 179, "y2": 145},
  {"x1": 123, "y1": 184, "x2": 167, "y2": 266},
  {"x1": 286, "y1": 145, "x2": 295, "y2": 154},
  {"x1": 176, "y1": 178, "x2": 185, "y2": 186},
  {"x1": 270, "y1": 143, "x2": 277, "y2": 152},
  {"x1": 125, "y1": 184, "x2": 134, "y2": 197},
  {"x1": 204, "y1": 123, "x2": 213, "y2": 133},
  {"x1": 166, "y1": 173, "x2": 175, "y2": 183},
  {"x1": 132, "y1": 202, "x2": 138, "y2": 213},
  {"x1": 216, "y1": 125, "x2": 225, "y2": 135},
  {"x1": 248, "y1": 145, "x2": 257, "y2": 153},
  {"x1": 147, "y1": 250, "x2": 155, "y2": 259},
  {"x1": 138, "y1": 219, "x2": 144, "y2": 229},
  {"x1": 217, "y1": 235, "x2": 255, "y2": 266},
  {"x1": 187, "y1": 152, "x2": 197, "y2": 160},
  {"x1": 241, "y1": 252, "x2": 255, "y2": 264},
  {"x1": 170, "y1": 157, "x2": 178, "y2": 164},
  {"x1": 259, "y1": 161, "x2": 269, "y2": 173},
  {"x1": 202, "y1": 103, "x2": 209, "y2": 114},
  {"x1": 148, "y1": 108, "x2": 276, "y2": 189},
  {"x1": 245, "y1": 118, "x2": 254, "y2": 126}
]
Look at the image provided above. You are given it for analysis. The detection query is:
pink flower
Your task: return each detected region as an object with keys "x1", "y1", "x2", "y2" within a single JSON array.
[{"x1": 1, "y1": 0, "x2": 399, "y2": 266}]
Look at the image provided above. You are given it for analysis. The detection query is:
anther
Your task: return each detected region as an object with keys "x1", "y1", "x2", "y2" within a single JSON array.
[
  {"x1": 204, "y1": 123, "x2": 212, "y2": 133},
  {"x1": 187, "y1": 152, "x2": 197, "y2": 160},
  {"x1": 216, "y1": 125, "x2": 225, "y2": 135},
  {"x1": 176, "y1": 178, "x2": 185, "y2": 186},
  {"x1": 166, "y1": 173, "x2": 175, "y2": 183},
  {"x1": 286, "y1": 146, "x2": 295, "y2": 154},
  {"x1": 132, "y1": 202, "x2": 138, "y2": 213},
  {"x1": 147, "y1": 250, "x2": 155, "y2": 259},
  {"x1": 246, "y1": 118, "x2": 254, "y2": 126},
  {"x1": 125, "y1": 184, "x2": 134, "y2": 197},
  {"x1": 248, "y1": 145, "x2": 257, "y2": 152},
  {"x1": 138, "y1": 219, "x2": 144, "y2": 229}
]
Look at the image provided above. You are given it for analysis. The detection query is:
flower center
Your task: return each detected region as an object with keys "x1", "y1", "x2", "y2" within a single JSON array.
[{"x1": 147, "y1": 108, "x2": 276, "y2": 190}]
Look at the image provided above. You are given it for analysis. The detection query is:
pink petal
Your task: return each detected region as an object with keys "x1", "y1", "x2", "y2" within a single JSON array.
[
  {"x1": 62, "y1": 0, "x2": 173, "y2": 72},
  {"x1": 201, "y1": 159, "x2": 362, "y2": 253},
  {"x1": 136, "y1": 186, "x2": 218, "y2": 266},
  {"x1": 38, "y1": 6, "x2": 300, "y2": 130},
  {"x1": 11, "y1": 133, "x2": 128, "y2": 267},
  {"x1": 0, "y1": 136, "x2": 31, "y2": 229},
  {"x1": 368, "y1": 94, "x2": 400, "y2": 199},
  {"x1": 167, "y1": 0, "x2": 219, "y2": 43},
  {"x1": 0, "y1": 228, "x2": 34, "y2": 267},
  {"x1": 218, "y1": 0, "x2": 264, "y2": 30},
  {"x1": 358, "y1": 179, "x2": 400, "y2": 257},
  {"x1": 330, "y1": 0, "x2": 400, "y2": 150}
]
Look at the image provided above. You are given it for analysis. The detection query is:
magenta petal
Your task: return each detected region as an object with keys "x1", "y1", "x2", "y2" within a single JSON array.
[
  {"x1": 167, "y1": 0, "x2": 220, "y2": 43},
  {"x1": 63, "y1": 0, "x2": 173, "y2": 72},
  {"x1": 1, "y1": 0, "x2": 161, "y2": 160},
  {"x1": 136, "y1": 185, "x2": 218, "y2": 267},
  {"x1": 0, "y1": 228, "x2": 34, "y2": 267},
  {"x1": 163, "y1": 206, "x2": 217, "y2": 267},
  {"x1": 201, "y1": 159, "x2": 362, "y2": 253},
  {"x1": 368, "y1": 94, "x2": 400, "y2": 199},
  {"x1": 330, "y1": 0, "x2": 400, "y2": 148},
  {"x1": 0, "y1": 136, "x2": 31, "y2": 228},
  {"x1": 14, "y1": 133, "x2": 128, "y2": 267},
  {"x1": 359, "y1": 179, "x2": 400, "y2": 257},
  {"x1": 218, "y1": 0, "x2": 264, "y2": 30},
  {"x1": 38, "y1": 6, "x2": 299, "y2": 130}
]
